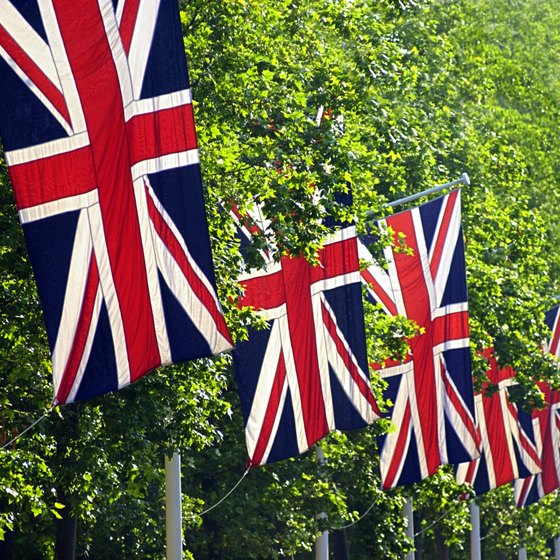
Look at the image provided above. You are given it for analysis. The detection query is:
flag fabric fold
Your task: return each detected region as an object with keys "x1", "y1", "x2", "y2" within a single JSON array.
[
  {"x1": 456, "y1": 349, "x2": 541, "y2": 495},
  {"x1": 0, "y1": 0, "x2": 232, "y2": 404},
  {"x1": 360, "y1": 190, "x2": 479, "y2": 489},
  {"x1": 232, "y1": 203, "x2": 379, "y2": 466}
]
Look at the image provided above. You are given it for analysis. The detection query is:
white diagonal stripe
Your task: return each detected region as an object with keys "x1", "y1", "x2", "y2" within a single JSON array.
[
  {"x1": 432, "y1": 192, "x2": 462, "y2": 307},
  {"x1": 313, "y1": 294, "x2": 335, "y2": 431},
  {"x1": 150, "y1": 223, "x2": 231, "y2": 354},
  {"x1": 0, "y1": 45, "x2": 72, "y2": 135},
  {"x1": 98, "y1": 0, "x2": 134, "y2": 107},
  {"x1": 245, "y1": 318, "x2": 285, "y2": 461},
  {"x1": 0, "y1": 0, "x2": 61, "y2": 89},
  {"x1": 52, "y1": 210, "x2": 93, "y2": 389},
  {"x1": 135, "y1": 177, "x2": 171, "y2": 364},
  {"x1": 320, "y1": 294, "x2": 377, "y2": 425},
  {"x1": 87, "y1": 203, "x2": 131, "y2": 388},
  {"x1": 66, "y1": 284, "x2": 103, "y2": 403},
  {"x1": 128, "y1": 0, "x2": 162, "y2": 99},
  {"x1": 379, "y1": 380, "x2": 413, "y2": 486},
  {"x1": 278, "y1": 314, "x2": 309, "y2": 454},
  {"x1": 38, "y1": 0, "x2": 87, "y2": 132},
  {"x1": 145, "y1": 182, "x2": 227, "y2": 319}
]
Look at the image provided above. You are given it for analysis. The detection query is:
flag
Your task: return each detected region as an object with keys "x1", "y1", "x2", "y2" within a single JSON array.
[
  {"x1": 232, "y1": 205, "x2": 380, "y2": 466},
  {"x1": 544, "y1": 304, "x2": 560, "y2": 358},
  {"x1": 514, "y1": 305, "x2": 560, "y2": 507},
  {"x1": 456, "y1": 349, "x2": 541, "y2": 495},
  {"x1": 360, "y1": 190, "x2": 479, "y2": 489},
  {"x1": 514, "y1": 383, "x2": 560, "y2": 507},
  {"x1": 0, "y1": 0, "x2": 232, "y2": 404}
]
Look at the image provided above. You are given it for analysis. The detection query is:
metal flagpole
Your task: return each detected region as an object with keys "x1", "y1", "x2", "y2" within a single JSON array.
[
  {"x1": 518, "y1": 546, "x2": 528, "y2": 560},
  {"x1": 470, "y1": 501, "x2": 481, "y2": 560},
  {"x1": 385, "y1": 173, "x2": 470, "y2": 208},
  {"x1": 165, "y1": 452, "x2": 183, "y2": 560},
  {"x1": 404, "y1": 497, "x2": 415, "y2": 560},
  {"x1": 315, "y1": 446, "x2": 329, "y2": 560}
]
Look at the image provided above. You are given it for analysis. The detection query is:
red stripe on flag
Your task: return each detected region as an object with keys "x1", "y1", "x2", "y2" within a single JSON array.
[
  {"x1": 442, "y1": 363, "x2": 479, "y2": 447},
  {"x1": 360, "y1": 268, "x2": 398, "y2": 316},
  {"x1": 146, "y1": 191, "x2": 232, "y2": 345},
  {"x1": 429, "y1": 189, "x2": 459, "y2": 281},
  {"x1": 54, "y1": 0, "x2": 161, "y2": 381},
  {"x1": 282, "y1": 255, "x2": 329, "y2": 446},
  {"x1": 321, "y1": 300, "x2": 380, "y2": 416},
  {"x1": 126, "y1": 104, "x2": 198, "y2": 166},
  {"x1": 549, "y1": 310, "x2": 560, "y2": 357},
  {"x1": 8, "y1": 147, "x2": 96, "y2": 209},
  {"x1": 506, "y1": 400, "x2": 541, "y2": 468},
  {"x1": 0, "y1": 24, "x2": 71, "y2": 125},
  {"x1": 463, "y1": 455, "x2": 478, "y2": 486},
  {"x1": 389, "y1": 209, "x2": 442, "y2": 475},
  {"x1": 56, "y1": 255, "x2": 99, "y2": 404},
  {"x1": 310, "y1": 236, "x2": 359, "y2": 284},
  {"x1": 383, "y1": 402, "x2": 412, "y2": 489},
  {"x1": 251, "y1": 351, "x2": 288, "y2": 466},
  {"x1": 118, "y1": 0, "x2": 140, "y2": 54},
  {"x1": 432, "y1": 310, "x2": 469, "y2": 348},
  {"x1": 239, "y1": 268, "x2": 285, "y2": 311},
  {"x1": 231, "y1": 203, "x2": 264, "y2": 237},
  {"x1": 516, "y1": 477, "x2": 532, "y2": 507}
]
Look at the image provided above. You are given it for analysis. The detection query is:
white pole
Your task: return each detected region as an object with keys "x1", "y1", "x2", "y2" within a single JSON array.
[
  {"x1": 315, "y1": 446, "x2": 329, "y2": 560},
  {"x1": 470, "y1": 501, "x2": 481, "y2": 560},
  {"x1": 384, "y1": 173, "x2": 470, "y2": 208},
  {"x1": 165, "y1": 452, "x2": 183, "y2": 560},
  {"x1": 316, "y1": 528, "x2": 328, "y2": 560},
  {"x1": 555, "y1": 537, "x2": 560, "y2": 560},
  {"x1": 404, "y1": 497, "x2": 415, "y2": 560},
  {"x1": 518, "y1": 546, "x2": 528, "y2": 560}
]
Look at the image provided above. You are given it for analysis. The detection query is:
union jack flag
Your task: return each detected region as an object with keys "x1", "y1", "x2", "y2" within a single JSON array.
[
  {"x1": 232, "y1": 204, "x2": 380, "y2": 465},
  {"x1": 0, "y1": 0, "x2": 232, "y2": 404},
  {"x1": 360, "y1": 190, "x2": 479, "y2": 489},
  {"x1": 515, "y1": 305, "x2": 560, "y2": 507},
  {"x1": 455, "y1": 349, "x2": 541, "y2": 495}
]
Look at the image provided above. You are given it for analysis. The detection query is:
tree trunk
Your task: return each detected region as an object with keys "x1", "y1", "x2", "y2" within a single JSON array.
[
  {"x1": 435, "y1": 527, "x2": 449, "y2": 560},
  {"x1": 414, "y1": 509, "x2": 423, "y2": 560},
  {"x1": 0, "y1": 529, "x2": 14, "y2": 560},
  {"x1": 54, "y1": 407, "x2": 79, "y2": 560},
  {"x1": 333, "y1": 529, "x2": 350, "y2": 560},
  {"x1": 55, "y1": 513, "x2": 77, "y2": 560}
]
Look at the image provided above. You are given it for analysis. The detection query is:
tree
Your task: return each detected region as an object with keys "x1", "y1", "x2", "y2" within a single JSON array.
[{"x1": 2, "y1": 0, "x2": 560, "y2": 557}]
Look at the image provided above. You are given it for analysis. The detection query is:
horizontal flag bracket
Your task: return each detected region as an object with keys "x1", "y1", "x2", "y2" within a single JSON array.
[
  {"x1": 364, "y1": 173, "x2": 470, "y2": 221},
  {"x1": 385, "y1": 172, "x2": 470, "y2": 209}
]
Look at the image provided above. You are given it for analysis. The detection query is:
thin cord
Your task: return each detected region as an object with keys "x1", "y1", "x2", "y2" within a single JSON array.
[
  {"x1": 196, "y1": 466, "x2": 251, "y2": 517},
  {"x1": 414, "y1": 508, "x2": 451, "y2": 537},
  {"x1": 1, "y1": 402, "x2": 55, "y2": 450},
  {"x1": 480, "y1": 519, "x2": 508, "y2": 541},
  {"x1": 335, "y1": 494, "x2": 380, "y2": 530}
]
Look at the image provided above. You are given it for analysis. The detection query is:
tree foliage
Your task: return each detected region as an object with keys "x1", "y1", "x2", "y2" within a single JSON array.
[{"x1": 1, "y1": 0, "x2": 560, "y2": 558}]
